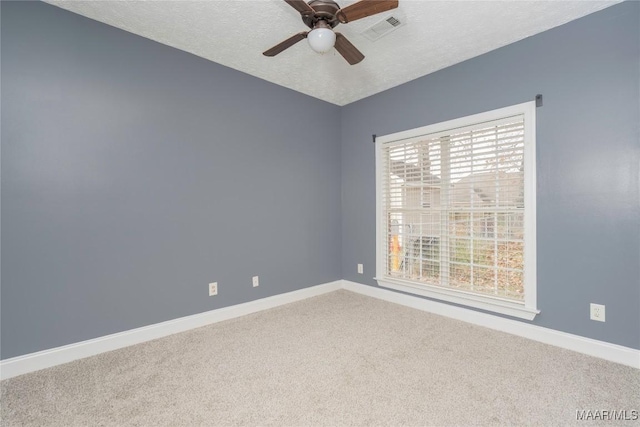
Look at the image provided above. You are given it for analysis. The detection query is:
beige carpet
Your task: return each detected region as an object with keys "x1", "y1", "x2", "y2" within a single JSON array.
[{"x1": 1, "y1": 290, "x2": 639, "y2": 426}]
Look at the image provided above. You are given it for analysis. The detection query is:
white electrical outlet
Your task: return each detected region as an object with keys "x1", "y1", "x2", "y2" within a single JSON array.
[
  {"x1": 209, "y1": 282, "x2": 218, "y2": 296},
  {"x1": 252, "y1": 276, "x2": 259, "y2": 287},
  {"x1": 590, "y1": 303, "x2": 605, "y2": 322},
  {"x1": 357, "y1": 264, "x2": 363, "y2": 274}
]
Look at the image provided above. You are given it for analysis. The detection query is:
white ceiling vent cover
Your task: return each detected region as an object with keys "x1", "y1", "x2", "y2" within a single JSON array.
[{"x1": 361, "y1": 15, "x2": 405, "y2": 42}]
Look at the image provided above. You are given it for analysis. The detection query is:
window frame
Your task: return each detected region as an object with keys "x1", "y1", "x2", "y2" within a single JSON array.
[{"x1": 375, "y1": 102, "x2": 538, "y2": 320}]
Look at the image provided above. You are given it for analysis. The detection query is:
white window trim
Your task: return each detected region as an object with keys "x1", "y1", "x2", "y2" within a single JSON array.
[{"x1": 375, "y1": 101, "x2": 538, "y2": 321}]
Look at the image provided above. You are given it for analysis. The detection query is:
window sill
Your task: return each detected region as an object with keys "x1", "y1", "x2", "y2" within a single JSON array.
[{"x1": 376, "y1": 277, "x2": 539, "y2": 321}]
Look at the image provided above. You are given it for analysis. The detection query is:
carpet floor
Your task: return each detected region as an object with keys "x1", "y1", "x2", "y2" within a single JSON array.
[{"x1": 1, "y1": 290, "x2": 639, "y2": 426}]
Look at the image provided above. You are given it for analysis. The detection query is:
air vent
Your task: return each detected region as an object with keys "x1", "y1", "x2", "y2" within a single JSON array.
[
  {"x1": 361, "y1": 15, "x2": 405, "y2": 42},
  {"x1": 386, "y1": 17, "x2": 401, "y2": 27}
]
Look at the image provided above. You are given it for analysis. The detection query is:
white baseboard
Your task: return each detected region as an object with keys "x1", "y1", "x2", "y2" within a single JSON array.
[
  {"x1": 341, "y1": 280, "x2": 640, "y2": 369},
  {"x1": 2, "y1": 279, "x2": 637, "y2": 380},
  {"x1": 0, "y1": 280, "x2": 342, "y2": 380}
]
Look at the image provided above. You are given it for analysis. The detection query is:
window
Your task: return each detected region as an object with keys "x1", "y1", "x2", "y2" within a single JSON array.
[{"x1": 375, "y1": 102, "x2": 538, "y2": 320}]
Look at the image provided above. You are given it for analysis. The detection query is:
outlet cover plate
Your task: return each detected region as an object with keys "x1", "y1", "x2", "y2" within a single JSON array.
[
  {"x1": 357, "y1": 264, "x2": 363, "y2": 274},
  {"x1": 209, "y1": 282, "x2": 218, "y2": 296},
  {"x1": 590, "y1": 303, "x2": 605, "y2": 322},
  {"x1": 252, "y1": 276, "x2": 259, "y2": 287}
]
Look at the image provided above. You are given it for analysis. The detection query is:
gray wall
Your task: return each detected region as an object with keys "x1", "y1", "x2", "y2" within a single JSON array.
[
  {"x1": 1, "y1": 1, "x2": 342, "y2": 359},
  {"x1": 2, "y1": 1, "x2": 639, "y2": 361},
  {"x1": 341, "y1": 1, "x2": 640, "y2": 349}
]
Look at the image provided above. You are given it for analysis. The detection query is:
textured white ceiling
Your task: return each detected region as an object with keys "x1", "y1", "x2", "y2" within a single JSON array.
[{"x1": 47, "y1": 0, "x2": 621, "y2": 106}]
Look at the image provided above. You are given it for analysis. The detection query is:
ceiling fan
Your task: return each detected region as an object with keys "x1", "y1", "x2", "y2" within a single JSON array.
[{"x1": 263, "y1": 0, "x2": 399, "y2": 65}]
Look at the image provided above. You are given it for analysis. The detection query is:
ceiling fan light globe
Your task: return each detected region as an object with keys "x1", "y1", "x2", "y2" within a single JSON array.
[{"x1": 307, "y1": 28, "x2": 336, "y2": 53}]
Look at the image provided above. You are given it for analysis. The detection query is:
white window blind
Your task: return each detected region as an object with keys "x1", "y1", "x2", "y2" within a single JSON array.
[{"x1": 376, "y1": 102, "x2": 538, "y2": 319}]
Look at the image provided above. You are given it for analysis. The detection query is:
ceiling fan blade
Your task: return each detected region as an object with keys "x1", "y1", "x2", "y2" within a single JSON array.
[
  {"x1": 284, "y1": 0, "x2": 315, "y2": 16},
  {"x1": 263, "y1": 32, "x2": 308, "y2": 57},
  {"x1": 336, "y1": 0, "x2": 399, "y2": 24},
  {"x1": 334, "y1": 33, "x2": 365, "y2": 65}
]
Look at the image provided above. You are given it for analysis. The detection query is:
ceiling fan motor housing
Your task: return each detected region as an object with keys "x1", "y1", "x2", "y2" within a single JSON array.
[{"x1": 302, "y1": 0, "x2": 341, "y2": 28}]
